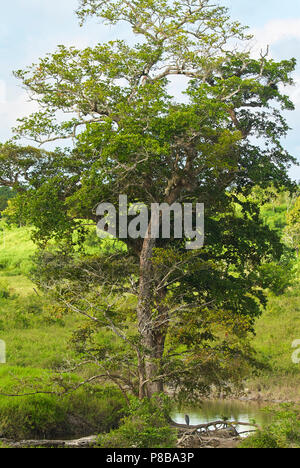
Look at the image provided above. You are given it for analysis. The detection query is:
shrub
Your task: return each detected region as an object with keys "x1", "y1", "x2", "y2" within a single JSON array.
[
  {"x1": 239, "y1": 404, "x2": 300, "y2": 448},
  {"x1": 239, "y1": 431, "x2": 279, "y2": 448},
  {"x1": 97, "y1": 395, "x2": 177, "y2": 448},
  {"x1": 258, "y1": 263, "x2": 293, "y2": 296}
]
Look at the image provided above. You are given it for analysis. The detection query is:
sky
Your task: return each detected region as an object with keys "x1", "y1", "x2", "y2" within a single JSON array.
[{"x1": 0, "y1": 0, "x2": 300, "y2": 181}]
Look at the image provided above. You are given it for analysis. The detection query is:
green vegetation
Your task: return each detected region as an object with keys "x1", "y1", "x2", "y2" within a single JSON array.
[
  {"x1": 0, "y1": 221, "x2": 76, "y2": 369},
  {"x1": 0, "y1": 0, "x2": 299, "y2": 449},
  {"x1": 97, "y1": 396, "x2": 177, "y2": 448},
  {"x1": 0, "y1": 222, "x2": 35, "y2": 277},
  {"x1": 285, "y1": 196, "x2": 300, "y2": 254},
  {"x1": 0, "y1": 223, "x2": 127, "y2": 438},
  {"x1": 0, "y1": 367, "x2": 124, "y2": 439},
  {"x1": 239, "y1": 405, "x2": 300, "y2": 448},
  {"x1": 0, "y1": 192, "x2": 299, "y2": 445},
  {"x1": 246, "y1": 265, "x2": 300, "y2": 401},
  {"x1": 240, "y1": 194, "x2": 300, "y2": 401},
  {"x1": 0, "y1": 187, "x2": 16, "y2": 214},
  {"x1": 1, "y1": 0, "x2": 297, "y2": 404}
]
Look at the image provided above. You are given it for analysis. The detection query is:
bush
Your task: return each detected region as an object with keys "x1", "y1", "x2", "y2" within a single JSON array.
[
  {"x1": 239, "y1": 404, "x2": 300, "y2": 448},
  {"x1": 239, "y1": 431, "x2": 279, "y2": 448},
  {"x1": 258, "y1": 263, "x2": 293, "y2": 296},
  {"x1": 97, "y1": 395, "x2": 177, "y2": 448}
]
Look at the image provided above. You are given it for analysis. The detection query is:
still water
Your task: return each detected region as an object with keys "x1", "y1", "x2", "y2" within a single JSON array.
[{"x1": 172, "y1": 400, "x2": 272, "y2": 435}]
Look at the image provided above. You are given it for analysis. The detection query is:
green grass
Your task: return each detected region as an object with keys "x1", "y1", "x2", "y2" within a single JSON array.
[
  {"x1": 254, "y1": 286, "x2": 300, "y2": 373},
  {"x1": 246, "y1": 261, "x2": 300, "y2": 400},
  {"x1": 0, "y1": 222, "x2": 94, "y2": 369},
  {"x1": 2, "y1": 319, "x2": 79, "y2": 369},
  {"x1": 0, "y1": 366, "x2": 125, "y2": 439},
  {"x1": 0, "y1": 223, "x2": 36, "y2": 277},
  {"x1": 0, "y1": 223, "x2": 127, "y2": 438}
]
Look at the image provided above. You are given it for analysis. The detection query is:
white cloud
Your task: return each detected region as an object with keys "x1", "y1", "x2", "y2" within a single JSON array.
[
  {"x1": 252, "y1": 18, "x2": 300, "y2": 49},
  {"x1": 0, "y1": 91, "x2": 38, "y2": 141},
  {"x1": 285, "y1": 75, "x2": 300, "y2": 107}
]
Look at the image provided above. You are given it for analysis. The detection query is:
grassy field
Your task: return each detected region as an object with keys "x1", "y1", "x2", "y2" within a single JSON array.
[
  {"x1": 246, "y1": 261, "x2": 300, "y2": 401},
  {"x1": 243, "y1": 195, "x2": 300, "y2": 401},
  {"x1": 0, "y1": 223, "x2": 79, "y2": 369}
]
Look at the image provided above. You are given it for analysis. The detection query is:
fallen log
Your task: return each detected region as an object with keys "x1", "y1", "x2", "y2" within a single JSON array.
[
  {"x1": 170, "y1": 419, "x2": 259, "y2": 433},
  {"x1": 0, "y1": 435, "x2": 98, "y2": 448}
]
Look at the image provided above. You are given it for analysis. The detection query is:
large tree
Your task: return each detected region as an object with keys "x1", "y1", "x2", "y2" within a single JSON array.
[{"x1": 1, "y1": 0, "x2": 297, "y2": 400}]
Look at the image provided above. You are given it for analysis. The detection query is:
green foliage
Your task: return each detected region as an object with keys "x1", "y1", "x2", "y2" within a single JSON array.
[
  {"x1": 97, "y1": 395, "x2": 177, "y2": 448},
  {"x1": 0, "y1": 366, "x2": 125, "y2": 439},
  {"x1": 239, "y1": 430, "x2": 279, "y2": 448},
  {"x1": 0, "y1": 0, "x2": 298, "y2": 401},
  {"x1": 258, "y1": 262, "x2": 293, "y2": 296},
  {"x1": 0, "y1": 187, "x2": 16, "y2": 213},
  {"x1": 285, "y1": 196, "x2": 300, "y2": 252},
  {"x1": 239, "y1": 405, "x2": 300, "y2": 448}
]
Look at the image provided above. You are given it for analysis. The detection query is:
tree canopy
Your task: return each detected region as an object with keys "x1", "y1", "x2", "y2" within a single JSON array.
[{"x1": 1, "y1": 0, "x2": 298, "y2": 400}]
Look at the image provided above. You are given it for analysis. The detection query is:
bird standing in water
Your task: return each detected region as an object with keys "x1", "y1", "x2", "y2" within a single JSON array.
[{"x1": 185, "y1": 414, "x2": 190, "y2": 427}]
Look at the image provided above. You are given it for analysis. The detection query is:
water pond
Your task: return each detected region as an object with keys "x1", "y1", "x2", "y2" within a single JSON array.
[{"x1": 172, "y1": 399, "x2": 272, "y2": 435}]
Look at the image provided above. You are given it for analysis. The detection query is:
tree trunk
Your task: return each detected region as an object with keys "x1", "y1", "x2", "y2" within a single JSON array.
[{"x1": 136, "y1": 223, "x2": 167, "y2": 399}]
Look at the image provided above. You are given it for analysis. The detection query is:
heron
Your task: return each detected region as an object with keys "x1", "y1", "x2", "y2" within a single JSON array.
[{"x1": 185, "y1": 414, "x2": 190, "y2": 427}]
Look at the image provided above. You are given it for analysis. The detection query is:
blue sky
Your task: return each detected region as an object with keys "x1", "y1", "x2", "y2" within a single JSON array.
[{"x1": 0, "y1": 0, "x2": 300, "y2": 181}]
